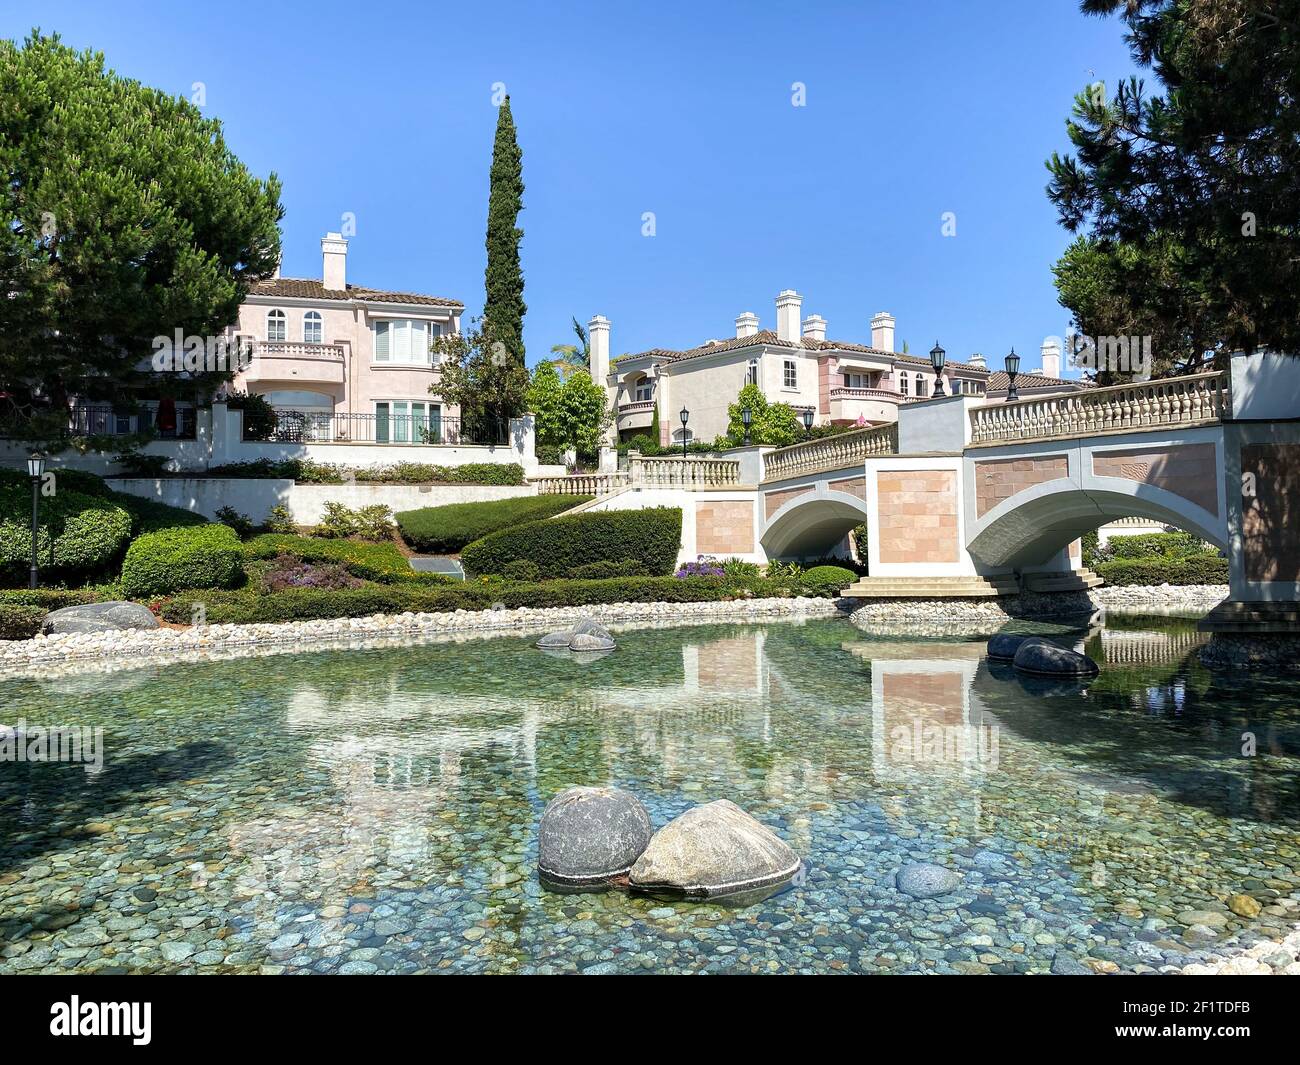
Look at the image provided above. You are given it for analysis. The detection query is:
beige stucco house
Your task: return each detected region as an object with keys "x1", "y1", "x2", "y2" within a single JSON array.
[
  {"x1": 596, "y1": 290, "x2": 991, "y2": 446},
  {"x1": 227, "y1": 233, "x2": 477, "y2": 443}
]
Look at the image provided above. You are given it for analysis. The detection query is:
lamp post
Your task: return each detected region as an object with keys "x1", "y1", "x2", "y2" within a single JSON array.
[
  {"x1": 27, "y1": 452, "x2": 44, "y2": 590},
  {"x1": 740, "y1": 405, "x2": 752, "y2": 447},
  {"x1": 1004, "y1": 348, "x2": 1021, "y2": 402},
  {"x1": 679, "y1": 405, "x2": 690, "y2": 458},
  {"x1": 801, "y1": 407, "x2": 814, "y2": 437},
  {"x1": 930, "y1": 341, "x2": 947, "y2": 398}
]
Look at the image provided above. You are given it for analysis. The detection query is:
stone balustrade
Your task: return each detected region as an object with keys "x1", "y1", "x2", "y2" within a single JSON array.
[
  {"x1": 969, "y1": 371, "x2": 1229, "y2": 444},
  {"x1": 761, "y1": 424, "x2": 898, "y2": 482},
  {"x1": 628, "y1": 455, "x2": 741, "y2": 487},
  {"x1": 533, "y1": 473, "x2": 629, "y2": 496}
]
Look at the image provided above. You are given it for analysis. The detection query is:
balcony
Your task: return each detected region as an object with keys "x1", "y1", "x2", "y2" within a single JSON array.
[
  {"x1": 242, "y1": 341, "x2": 345, "y2": 386},
  {"x1": 616, "y1": 398, "x2": 656, "y2": 433},
  {"x1": 827, "y1": 386, "x2": 906, "y2": 425}
]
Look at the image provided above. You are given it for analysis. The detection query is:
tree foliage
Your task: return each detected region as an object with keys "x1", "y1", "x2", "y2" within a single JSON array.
[
  {"x1": 1046, "y1": 1, "x2": 1300, "y2": 368},
  {"x1": 483, "y1": 96, "x2": 526, "y2": 365},
  {"x1": 430, "y1": 318, "x2": 530, "y2": 428},
  {"x1": 0, "y1": 32, "x2": 283, "y2": 434},
  {"x1": 550, "y1": 317, "x2": 590, "y2": 377},
  {"x1": 726, "y1": 383, "x2": 801, "y2": 446},
  {"x1": 526, "y1": 361, "x2": 612, "y2": 462}
]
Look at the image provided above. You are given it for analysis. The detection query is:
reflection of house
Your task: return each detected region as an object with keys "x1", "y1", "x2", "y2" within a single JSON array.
[{"x1": 599, "y1": 291, "x2": 990, "y2": 445}]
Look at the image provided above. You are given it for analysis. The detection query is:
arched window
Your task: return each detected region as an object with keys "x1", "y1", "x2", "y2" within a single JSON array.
[
  {"x1": 746, "y1": 359, "x2": 758, "y2": 386},
  {"x1": 267, "y1": 309, "x2": 287, "y2": 342},
  {"x1": 915, "y1": 373, "x2": 927, "y2": 398},
  {"x1": 303, "y1": 311, "x2": 322, "y2": 345},
  {"x1": 899, "y1": 374, "x2": 909, "y2": 396},
  {"x1": 633, "y1": 375, "x2": 653, "y2": 403}
]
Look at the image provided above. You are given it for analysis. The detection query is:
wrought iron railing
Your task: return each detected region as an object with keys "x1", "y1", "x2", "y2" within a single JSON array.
[
  {"x1": 258, "y1": 409, "x2": 507, "y2": 446},
  {"x1": 64, "y1": 404, "x2": 198, "y2": 440},
  {"x1": 761, "y1": 423, "x2": 898, "y2": 481},
  {"x1": 968, "y1": 371, "x2": 1228, "y2": 444}
]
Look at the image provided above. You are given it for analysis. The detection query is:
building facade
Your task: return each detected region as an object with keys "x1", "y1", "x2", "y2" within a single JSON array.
[{"x1": 597, "y1": 290, "x2": 991, "y2": 446}]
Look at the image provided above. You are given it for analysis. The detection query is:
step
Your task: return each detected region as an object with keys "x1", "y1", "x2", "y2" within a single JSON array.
[
  {"x1": 844, "y1": 575, "x2": 1018, "y2": 599},
  {"x1": 1198, "y1": 601, "x2": 1300, "y2": 634},
  {"x1": 1024, "y1": 570, "x2": 1104, "y2": 593}
]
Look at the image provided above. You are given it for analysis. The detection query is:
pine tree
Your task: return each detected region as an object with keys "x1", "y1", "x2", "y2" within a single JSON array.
[{"x1": 483, "y1": 96, "x2": 526, "y2": 369}]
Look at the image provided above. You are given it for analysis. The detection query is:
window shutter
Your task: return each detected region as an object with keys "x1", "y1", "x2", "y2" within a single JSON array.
[{"x1": 374, "y1": 321, "x2": 390, "y2": 360}]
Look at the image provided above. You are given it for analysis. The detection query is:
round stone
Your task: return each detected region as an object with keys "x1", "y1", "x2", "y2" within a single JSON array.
[
  {"x1": 1012, "y1": 639, "x2": 1099, "y2": 676},
  {"x1": 538, "y1": 786, "x2": 651, "y2": 887},
  {"x1": 896, "y1": 862, "x2": 962, "y2": 898},
  {"x1": 987, "y1": 633, "x2": 1035, "y2": 661}
]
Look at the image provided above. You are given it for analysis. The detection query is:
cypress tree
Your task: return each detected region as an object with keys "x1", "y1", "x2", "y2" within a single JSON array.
[{"x1": 484, "y1": 96, "x2": 526, "y2": 367}]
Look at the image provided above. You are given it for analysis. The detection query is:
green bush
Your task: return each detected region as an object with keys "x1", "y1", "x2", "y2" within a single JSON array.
[
  {"x1": 0, "y1": 603, "x2": 46, "y2": 640},
  {"x1": 0, "y1": 484, "x2": 133, "y2": 583},
  {"x1": 215, "y1": 505, "x2": 256, "y2": 539},
  {"x1": 461, "y1": 507, "x2": 682, "y2": 579},
  {"x1": 108, "y1": 491, "x2": 209, "y2": 536},
  {"x1": 0, "y1": 588, "x2": 104, "y2": 609},
  {"x1": 1095, "y1": 554, "x2": 1228, "y2": 586},
  {"x1": 266, "y1": 504, "x2": 296, "y2": 534},
  {"x1": 121, "y1": 524, "x2": 243, "y2": 597},
  {"x1": 226, "y1": 391, "x2": 277, "y2": 442},
  {"x1": 801, "y1": 565, "x2": 857, "y2": 591},
  {"x1": 1107, "y1": 531, "x2": 1209, "y2": 560},
  {"x1": 396, "y1": 495, "x2": 592, "y2": 553},
  {"x1": 567, "y1": 559, "x2": 647, "y2": 579},
  {"x1": 242, "y1": 534, "x2": 450, "y2": 585},
  {"x1": 501, "y1": 559, "x2": 541, "y2": 581}
]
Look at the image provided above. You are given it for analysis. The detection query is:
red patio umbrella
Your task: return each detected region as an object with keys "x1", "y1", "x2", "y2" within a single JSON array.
[{"x1": 155, "y1": 397, "x2": 177, "y2": 434}]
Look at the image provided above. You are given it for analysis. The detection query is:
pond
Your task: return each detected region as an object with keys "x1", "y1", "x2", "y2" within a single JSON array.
[{"x1": 2, "y1": 613, "x2": 1298, "y2": 974}]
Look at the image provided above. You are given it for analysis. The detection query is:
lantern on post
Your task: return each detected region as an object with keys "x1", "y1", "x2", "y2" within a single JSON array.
[{"x1": 930, "y1": 341, "x2": 947, "y2": 398}]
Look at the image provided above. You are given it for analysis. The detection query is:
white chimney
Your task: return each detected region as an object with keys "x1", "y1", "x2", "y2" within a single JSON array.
[
  {"x1": 775, "y1": 290, "x2": 802, "y2": 343},
  {"x1": 1040, "y1": 339, "x2": 1062, "y2": 379},
  {"x1": 321, "y1": 232, "x2": 348, "y2": 290},
  {"x1": 802, "y1": 315, "x2": 827, "y2": 343},
  {"x1": 588, "y1": 315, "x2": 611, "y2": 386},
  {"x1": 735, "y1": 312, "x2": 760, "y2": 339},
  {"x1": 968, "y1": 353, "x2": 987, "y2": 370},
  {"x1": 871, "y1": 311, "x2": 896, "y2": 353}
]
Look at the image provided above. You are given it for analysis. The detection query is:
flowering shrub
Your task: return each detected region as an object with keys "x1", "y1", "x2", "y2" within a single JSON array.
[
  {"x1": 676, "y1": 555, "x2": 725, "y2": 579},
  {"x1": 260, "y1": 553, "x2": 363, "y2": 593}
]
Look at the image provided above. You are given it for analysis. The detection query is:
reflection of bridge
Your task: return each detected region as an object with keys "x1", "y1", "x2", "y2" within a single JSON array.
[
  {"x1": 573, "y1": 354, "x2": 1298, "y2": 648},
  {"x1": 1095, "y1": 627, "x2": 1208, "y2": 666}
]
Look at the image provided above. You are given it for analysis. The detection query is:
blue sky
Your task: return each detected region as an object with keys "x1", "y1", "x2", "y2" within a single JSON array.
[{"x1": 8, "y1": 0, "x2": 1139, "y2": 374}]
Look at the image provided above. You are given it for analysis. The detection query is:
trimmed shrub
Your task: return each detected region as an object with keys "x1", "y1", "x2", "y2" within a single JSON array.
[
  {"x1": 109, "y1": 491, "x2": 209, "y2": 536},
  {"x1": 242, "y1": 534, "x2": 450, "y2": 585},
  {"x1": 395, "y1": 494, "x2": 591, "y2": 553},
  {"x1": 215, "y1": 505, "x2": 256, "y2": 539},
  {"x1": 1095, "y1": 554, "x2": 1228, "y2": 586},
  {"x1": 121, "y1": 524, "x2": 243, "y2": 597},
  {"x1": 1107, "y1": 531, "x2": 1209, "y2": 559},
  {"x1": 0, "y1": 588, "x2": 104, "y2": 609},
  {"x1": 461, "y1": 507, "x2": 682, "y2": 579},
  {"x1": 801, "y1": 565, "x2": 857, "y2": 591},
  {"x1": 0, "y1": 484, "x2": 132, "y2": 583},
  {"x1": 501, "y1": 559, "x2": 541, "y2": 581},
  {"x1": 568, "y1": 559, "x2": 647, "y2": 579},
  {"x1": 0, "y1": 604, "x2": 46, "y2": 640}
]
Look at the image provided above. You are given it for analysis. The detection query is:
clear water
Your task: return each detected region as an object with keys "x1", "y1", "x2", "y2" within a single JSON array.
[{"x1": 2, "y1": 614, "x2": 1298, "y2": 974}]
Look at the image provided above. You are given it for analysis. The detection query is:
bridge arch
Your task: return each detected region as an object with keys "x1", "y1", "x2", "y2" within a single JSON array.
[
  {"x1": 761, "y1": 489, "x2": 870, "y2": 559},
  {"x1": 967, "y1": 481, "x2": 1227, "y2": 569}
]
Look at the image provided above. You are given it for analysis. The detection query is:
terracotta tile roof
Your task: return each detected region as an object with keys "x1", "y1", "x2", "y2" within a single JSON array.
[
  {"x1": 250, "y1": 277, "x2": 463, "y2": 308},
  {"x1": 618, "y1": 330, "x2": 988, "y2": 373},
  {"x1": 986, "y1": 371, "x2": 1094, "y2": 391}
]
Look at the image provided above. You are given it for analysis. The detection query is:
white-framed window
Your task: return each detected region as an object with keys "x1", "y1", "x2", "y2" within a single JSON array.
[
  {"x1": 899, "y1": 374, "x2": 909, "y2": 396},
  {"x1": 633, "y1": 376, "x2": 653, "y2": 403},
  {"x1": 842, "y1": 371, "x2": 871, "y2": 390},
  {"x1": 746, "y1": 359, "x2": 759, "y2": 385},
  {"x1": 267, "y1": 309, "x2": 287, "y2": 342},
  {"x1": 783, "y1": 359, "x2": 797, "y2": 389},
  {"x1": 303, "y1": 311, "x2": 322, "y2": 345},
  {"x1": 373, "y1": 319, "x2": 441, "y2": 365},
  {"x1": 672, "y1": 427, "x2": 693, "y2": 445},
  {"x1": 915, "y1": 373, "x2": 927, "y2": 398},
  {"x1": 375, "y1": 400, "x2": 442, "y2": 443}
]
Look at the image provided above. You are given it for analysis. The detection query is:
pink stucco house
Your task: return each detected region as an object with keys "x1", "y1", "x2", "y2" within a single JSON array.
[{"x1": 226, "y1": 233, "x2": 490, "y2": 444}]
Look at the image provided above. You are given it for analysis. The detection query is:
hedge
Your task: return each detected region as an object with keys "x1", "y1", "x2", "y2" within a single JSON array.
[
  {"x1": 0, "y1": 483, "x2": 133, "y2": 583},
  {"x1": 204, "y1": 459, "x2": 526, "y2": 486},
  {"x1": 460, "y1": 507, "x2": 682, "y2": 579},
  {"x1": 1107, "y1": 531, "x2": 1209, "y2": 560},
  {"x1": 801, "y1": 565, "x2": 857, "y2": 591},
  {"x1": 121, "y1": 524, "x2": 244, "y2": 597},
  {"x1": 1095, "y1": 554, "x2": 1228, "y2": 586},
  {"x1": 395, "y1": 495, "x2": 591, "y2": 553},
  {"x1": 0, "y1": 604, "x2": 46, "y2": 640},
  {"x1": 110, "y1": 492, "x2": 210, "y2": 536},
  {"x1": 159, "y1": 573, "x2": 741, "y2": 625},
  {"x1": 242, "y1": 534, "x2": 451, "y2": 585}
]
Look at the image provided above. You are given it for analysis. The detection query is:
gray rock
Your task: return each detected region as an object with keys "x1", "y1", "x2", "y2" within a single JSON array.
[
  {"x1": 896, "y1": 862, "x2": 962, "y2": 898},
  {"x1": 987, "y1": 633, "x2": 1036, "y2": 661},
  {"x1": 538, "y1": 786, "x2": 652, "y2": 887},
  {"x1": 42, "y1": 601, "x2": 159, "y2": 635},
  {"x1": 159, "y1": 941, "x2": 195, "y2": 963},
  {"x1": 1051, "y1": 952, "x2": 1091, "y2": 975},
  {"x1": 536, "y1": 618, "x2": 615, "y2": 652},
  {"x1": 1012, "y1": 639, "x2": 1099, "y2": 676},
  {"x1": 629, "y1": 799, "x2": 801, "y2": 898}
]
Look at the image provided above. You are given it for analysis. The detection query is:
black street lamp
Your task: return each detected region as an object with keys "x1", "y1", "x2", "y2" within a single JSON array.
[
  {"x1": 801, "y1": 408, "x2": 814, "y2": 436},
  {"x1": 740, "y1": 405, "x2": 752, "y2": 447},
  {"x1": 930, "y1": 341, "x2": 947, "y2": 398},
  {"x1": 679, "y1": 405, "x2": 690, "y2": 458},
  {"x1": 27, "y1": 452, "x2": 44, "y2": 590},
  {"x1": 1005, "y1": 348, "x2": 1021, "y2": 402}
]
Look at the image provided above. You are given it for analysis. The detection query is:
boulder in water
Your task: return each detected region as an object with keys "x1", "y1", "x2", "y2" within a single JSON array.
[
  {"x1": 538, "y1": 786, "x2": 651, "y2": 887},
  {"x1": 1012, "y1": 639, "x2": 1099, "y2": 676},
  {"x1": 535, "y1": 617, "x2": 616, "y2": 652},
  {"x1": 896, "y1": 862, "x2": 962, "y2": 898}
]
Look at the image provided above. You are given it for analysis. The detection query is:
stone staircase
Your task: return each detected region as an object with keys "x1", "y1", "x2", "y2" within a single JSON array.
[
  {"x1": 843, "y1": 574, "x2": 1020, "y2": 599},
  {"x1": 1023, "y1": 568, "x2": 1104, "y2": 594}
]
